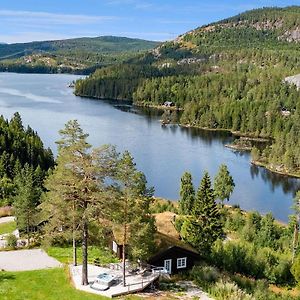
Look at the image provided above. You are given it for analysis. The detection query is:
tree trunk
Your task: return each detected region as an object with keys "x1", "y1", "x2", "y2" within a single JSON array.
[
  {"x1": 81, "y1": 205, "x2": 88, "y2": 286},
  {"x1": 122, "y1": 223, "x2": 127, "y2": 287},
  {"x1": 27, "y1": 214, "x2": 30, "y2": 247},
  {"x1": 292, "y1": 220, "x2": 299, "y2": 263},
  {"x1": 73, "y1": 201, "x2": 77, "y2": 266},
  {"x1": 122, "y1": 196, "x2": 128, "y2": 287},
  {"x1": 73, "y1": 234, "x2": 77, "y2": 267}
]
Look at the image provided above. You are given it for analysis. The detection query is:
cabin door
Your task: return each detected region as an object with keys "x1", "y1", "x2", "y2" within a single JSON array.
[{"x1": 164, "y1": 259, "x2": 172, "y2": 274}]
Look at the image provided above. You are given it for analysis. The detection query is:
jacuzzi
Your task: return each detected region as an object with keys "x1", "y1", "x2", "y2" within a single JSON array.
[{"x1": 90, "y1": 273, "x2": 117, "y2": 291}]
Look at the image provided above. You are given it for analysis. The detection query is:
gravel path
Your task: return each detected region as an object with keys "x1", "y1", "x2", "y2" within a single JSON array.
[
  {"x1": 177, "y1": 281, "x2": 214, "y2": 299},
  {"x1": 0, "y1": 249, "x2": 61, "y2": 271},
  {"x1": 0, "y1": 216, "x2": 15, "y2": 224}
]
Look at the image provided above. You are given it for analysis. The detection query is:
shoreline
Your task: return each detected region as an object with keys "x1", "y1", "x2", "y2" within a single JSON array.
[
  {"x1": 225, "y1": 144, "x2": 252, "y2": 151},
  {"x1": 251, "y1": 160, "x2": 300, "y2": 179},
  {"x1": 179, "y1": 123, "x2": 271, "y2": 141},
  {"x1": 76, "y1": 96, "x2": 299, "y2": 180},
  {"x1": 7, "y1": 79, "x2": 298, "y2": 180},
  {"x1": 134, "y1": 102, "x2": 183, "y2": 111},
  {"x1": 155, "y1": 197, "x2": 288, "y2": 226}
]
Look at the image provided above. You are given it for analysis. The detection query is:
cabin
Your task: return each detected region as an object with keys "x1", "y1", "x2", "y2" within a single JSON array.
[
  {"x1": 112, "y1": 240, "x2": 123, "y2": 259},
  {"x1": 111, "y1": 226, "x2": 126, "y2": 260},
  {"x1": 148, "y1": 245, "x2": 199, "y2": 274},
  {"x1": 111, "y1": 212, "x2": 200, "y2": 275},
  {"x1": 149, "y1": 212, "x2": 200, "y2": 274}
]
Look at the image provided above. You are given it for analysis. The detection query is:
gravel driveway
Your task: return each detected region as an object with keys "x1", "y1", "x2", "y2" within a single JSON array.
[
  {"x1": 0, "y1": 249, "x2": 61, "y2": 271},
  {"x1": 0, "y1": 216, "x2": 15, "y2": 224}
]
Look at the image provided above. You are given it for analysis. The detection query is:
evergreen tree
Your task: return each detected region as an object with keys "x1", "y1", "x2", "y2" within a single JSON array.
[
  {"x1": 114, "y1": 151, "x2": 156, "y2": 286},
  {"x1": 256, "y1": 213, "x2": 277, "y2": 248},
  {"x1": 14, "y1": 164, "x2": 41, "y2": 245},
  {"x1": 0, "y1": 176, "x2": 14, "y2": 205},
  {"x1": 179, "y1": 172, "x2": 195, "y2": 215},
  {"x1": 181, "y1": 171, "x2": 223, "y2": 253},
  {"x1": 214, "y1": 164, "x2": 235, "y2": 205},
  {"x1": 43, "y1": 120, "x2": 118, "y2": 286}
]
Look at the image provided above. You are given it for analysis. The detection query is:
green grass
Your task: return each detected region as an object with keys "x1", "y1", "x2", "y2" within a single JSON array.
[
  {"x1": 46, "y1": 246, "x2": 119, "y2": 266},
  {"x1": 0, "y1": 221, "x2": 16, "y2": 235},
  {"x1": 0, "y1": 268, "x2": 110, "y2": 300}
]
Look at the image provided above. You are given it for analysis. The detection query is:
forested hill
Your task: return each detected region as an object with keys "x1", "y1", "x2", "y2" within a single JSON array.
[
  {"x1": 181, "y1": 6, "x2": 300, "y2": 47},
  {"x1": 0, "y1": 113, "x2": 55, "y2": 206},
  {"x1": 0, "y1": 36, "x2": 160, "y2": 74},
  {"x1": 75, "y1": 6, "x2": 300, "y2": 176}
]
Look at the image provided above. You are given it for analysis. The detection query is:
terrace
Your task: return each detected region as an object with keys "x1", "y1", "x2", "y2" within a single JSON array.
[{"x1": 70, "y1": 263, "x2": 164, "y2": 298}]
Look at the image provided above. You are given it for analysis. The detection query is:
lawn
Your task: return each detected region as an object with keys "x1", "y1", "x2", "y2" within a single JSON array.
[
  {"x1": 0, "y1": 268, "x2": 144, "y2": 300},
  {"x1": 0, "y1": 221, "x2": 16, "y2": 235},
  {"x1": 46, "y1": 246, "x2": 119, "y2": 266},
  {"x1": 0, "y1": 268, "x2": 110, "y2": 300}
]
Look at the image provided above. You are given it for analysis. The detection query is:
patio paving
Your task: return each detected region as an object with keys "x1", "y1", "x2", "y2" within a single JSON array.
[{"x1": 70, "y1": 264, "x2": 159, "y2": 298}]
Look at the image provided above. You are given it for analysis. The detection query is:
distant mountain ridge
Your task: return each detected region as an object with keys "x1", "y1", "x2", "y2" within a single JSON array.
[
  {"x1": 0, "y1": 36, "x2": 160, "y2": 74},
  {"x1": 0, "y1": 36, "x2": 159, "y2": 57}
]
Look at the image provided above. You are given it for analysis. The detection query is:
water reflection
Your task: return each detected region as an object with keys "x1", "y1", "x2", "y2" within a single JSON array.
[
  {"x1": 0, "y1": 73, "x2": 299, "y2": 222},
  {"x1": 250, "y1": 164, "x2": 300, "y2": 196}
]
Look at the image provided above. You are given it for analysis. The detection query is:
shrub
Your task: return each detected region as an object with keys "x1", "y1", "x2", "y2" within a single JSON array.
[
  {"x1": 190, "y1": 265, "x2": 220, "y2": 284},
  {"x1": 210, "y1": 240, "x2": 292, "y2": 284},
  {"x1": 6, "y1": 234, "x2": 17, "y2": 249},
  {"x1": 174, "y1": 216, "x2": 184, "y2": 233},
  {"x1": 225, "y1": 209, "x2": 245, "y2": 232},
  {"x1": 291, "y1": 255, "x2": 300, "y2": 286},
  {"x1": 210, "y1": 280, "x2": 254, "y2": 300}
]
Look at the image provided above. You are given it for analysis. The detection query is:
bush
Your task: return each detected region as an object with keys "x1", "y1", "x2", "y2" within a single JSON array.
[
  {"x1": 291, "y1": 255, "x2": 300, "y2": 286},
  {"x1": 210, "y1": 280, "x2": 254, "y2": 300},
  {"x1": 6, "y1": 234, "x2": 17, "y2": 249},
  {"x1": 209, "y1": 240, "x2": 292, "y2": 284},
  {"x1": 190, "y1": 265, "x2": 221, "y2": 284},
  {"x1": 174, "y1": 216, "x2": 184, "y2": 233},
  {"x1": 225, "y1": 209, "x2": 245, "y2": 232}
]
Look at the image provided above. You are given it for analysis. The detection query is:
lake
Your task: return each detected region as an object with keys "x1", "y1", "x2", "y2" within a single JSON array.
[{"x1": 0, "y1": 73, "x2": 299, "y2": 222}]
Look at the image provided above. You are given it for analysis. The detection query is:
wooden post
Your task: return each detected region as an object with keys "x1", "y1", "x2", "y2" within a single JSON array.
[
  {"x1": 81, "y1": 201, "x2": 88, "y2": 286},
  {"x1": 72, "y1": 200, "x2": 77, "y2": 266}
]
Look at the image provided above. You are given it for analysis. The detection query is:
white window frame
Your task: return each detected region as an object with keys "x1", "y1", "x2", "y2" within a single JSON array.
[
  {"x1": 177, "y1": 257, "x2": 187, "y2": 269},
  {"x1": 164, "y1": 259, "x2": 172, "y2": 274}
]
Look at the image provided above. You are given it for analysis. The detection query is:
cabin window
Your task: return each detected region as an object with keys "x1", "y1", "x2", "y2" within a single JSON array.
[{"x1": 177, "y1": 257, "x2": 187, "y2": 269}]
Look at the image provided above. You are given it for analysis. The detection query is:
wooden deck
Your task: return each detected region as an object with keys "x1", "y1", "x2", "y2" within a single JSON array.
[{"x1": 70, "y1": 264, "x2": 160, "y2": 298}]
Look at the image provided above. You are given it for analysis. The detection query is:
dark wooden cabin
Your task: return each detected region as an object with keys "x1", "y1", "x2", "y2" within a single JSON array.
[
  {"x1": 111, "y1": 212, "x2": 200, "y2": 274},
  {"x1": 148, "y1": 245, "x2": 199, "y2": 274}
]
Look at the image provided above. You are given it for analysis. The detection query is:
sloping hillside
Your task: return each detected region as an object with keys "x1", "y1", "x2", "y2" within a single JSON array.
[
  {"x1": 0, "y1": 36, "x2": 160, "y2": 74},
  {"x1": 75, "y1": 6, "x2": 300, "y2": 176}
]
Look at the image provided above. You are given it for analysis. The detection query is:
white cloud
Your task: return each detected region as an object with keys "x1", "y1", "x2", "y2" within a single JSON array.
[
  {"x1": 0, "y1": 10, "x2": 119, "y2": 25},
  {"x1": 0, "y1": 32, "x2": 75, "y2": 44}
]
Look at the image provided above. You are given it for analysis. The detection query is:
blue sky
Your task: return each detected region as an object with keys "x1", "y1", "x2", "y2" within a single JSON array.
[{"x1": 0, "y1": 0, "x2": 299, "y2": 43}]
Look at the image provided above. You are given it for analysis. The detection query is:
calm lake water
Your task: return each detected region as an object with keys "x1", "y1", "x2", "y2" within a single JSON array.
[{"x1": 0, "y1": 73, "x2": 299, "y2": 222}]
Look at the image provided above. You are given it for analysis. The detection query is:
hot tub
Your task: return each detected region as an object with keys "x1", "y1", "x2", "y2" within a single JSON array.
[{"x1": 90, "y1": 273, "x2": 117, "y2": 291}]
